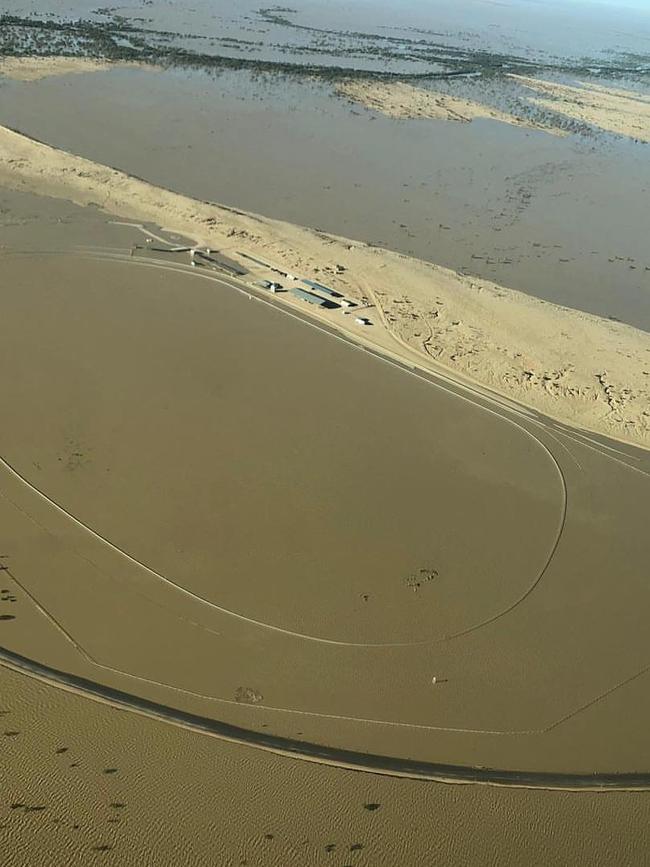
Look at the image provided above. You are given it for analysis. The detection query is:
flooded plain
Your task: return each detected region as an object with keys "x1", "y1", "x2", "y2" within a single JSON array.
[{"x1": 0, "y1": 252, "x2": 562, "y2": 646}]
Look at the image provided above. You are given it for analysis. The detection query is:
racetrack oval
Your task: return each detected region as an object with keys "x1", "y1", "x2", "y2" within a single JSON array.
[{"x1": 0, "y1": 253, "x2": 565, "y2": 645}]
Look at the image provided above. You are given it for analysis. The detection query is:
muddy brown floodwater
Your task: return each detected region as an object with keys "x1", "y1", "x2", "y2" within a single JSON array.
[
  {"x1": 1, "y1": 135, "x2": 649, "y2": 862},
  {"x1": 0, "y1": 225, "x2": 648, "y2": 776},
  {"x1": 0, "y1": 254, "x2": 562, "y2": 646}
]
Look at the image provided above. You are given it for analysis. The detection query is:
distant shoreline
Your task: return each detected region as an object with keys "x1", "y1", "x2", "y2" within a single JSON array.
[{"x1": 2, "y1": 12, "x2": 649, "y2": 83}]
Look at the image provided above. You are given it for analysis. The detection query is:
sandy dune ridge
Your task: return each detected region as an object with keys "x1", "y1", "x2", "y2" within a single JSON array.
[{"x1": 0, "y1": 123, "x2": 648, "y2": 448}]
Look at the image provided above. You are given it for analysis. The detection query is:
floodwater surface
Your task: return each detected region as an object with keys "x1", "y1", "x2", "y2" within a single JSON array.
[{"x1": 0, "y1": 233, "x2": 649, "y2": 773}]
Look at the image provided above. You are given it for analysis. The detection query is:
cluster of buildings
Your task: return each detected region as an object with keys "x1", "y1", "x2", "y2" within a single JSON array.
[
  {"x1": 256, "y1": 276, "x2": 371, "y2": 325},
  {"x1": 178, "y1": 242, "x2": 374, "y2": 327}
]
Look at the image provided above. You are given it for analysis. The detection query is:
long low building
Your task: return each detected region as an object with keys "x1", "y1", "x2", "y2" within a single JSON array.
[
  {"x1": 290, "y1": 287, "x2": 340, "y2": 309},
  {"x1": 302, "y1": 279, "x2": 342, "y2": 298}
]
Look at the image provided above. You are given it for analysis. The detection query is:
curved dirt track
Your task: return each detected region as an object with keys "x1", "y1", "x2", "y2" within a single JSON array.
[{"x1": 2, "y1": 646, "x2": 650, "y2": 791}]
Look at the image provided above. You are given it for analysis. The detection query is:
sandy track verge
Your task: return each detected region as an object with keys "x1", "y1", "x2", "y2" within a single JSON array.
[
  {"x1": 0, "y1": 123, "x2": 648, "y2": 448},
  {"x1": 510, "y1": 75, "x2": 650, "y2": 141}
]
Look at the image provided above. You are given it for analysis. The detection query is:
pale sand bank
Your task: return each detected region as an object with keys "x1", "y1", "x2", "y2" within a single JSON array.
[
  {"x1": 338, "y1": 76, "x2": 650, "y2": 142},
  {"x1": 0, "y1": 56, "x2": 145, "y2": 81},
  {"x1": 336, "y1": 79, "x2": 561, "y2": 133},
  {"x1": 0, "y1": 123, "x2": 648, "y2": 448},
  {"x1": 510, "y1": 74, "x2": 650, "y2": 141}
]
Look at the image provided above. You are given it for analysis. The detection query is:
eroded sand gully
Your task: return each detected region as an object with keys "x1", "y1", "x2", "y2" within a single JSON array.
[
  {"x1": 0, "y1": 243, "x2": 649, "y2": 776},
  {"x1": 0, "y1": 124, "x2": 648, "y2": 449}
]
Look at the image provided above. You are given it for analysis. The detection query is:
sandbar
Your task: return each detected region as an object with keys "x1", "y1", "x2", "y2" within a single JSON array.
[
  {"x1": 0, "y1": 56, "x2": 146, "y2": 81},
  {"x1": 510, "y1": 74, "x2": 650, "y2": 142},
  {"x1": 336, "y1": 78, "x2": 562, "y2": 134}
]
